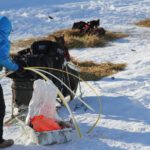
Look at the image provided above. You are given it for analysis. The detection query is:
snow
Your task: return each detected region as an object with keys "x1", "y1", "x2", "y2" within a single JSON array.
[
  {"x1": 0, "y1": 0, "x2": 150, "y2": 149},
  {"x1": 0, "y1": 0, "x2": 85, "y2": 10},
  {"x1": 0, "y1": 0, "x2": 149, "y2": 40}
]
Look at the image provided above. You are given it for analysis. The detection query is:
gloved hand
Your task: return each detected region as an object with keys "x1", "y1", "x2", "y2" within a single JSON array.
[
  {"x1": 6, "y1": 59, "x2": 27, "y2": 78},
  {"x1": 5, "y1": 63, "x2": 25, "y2": 78},
  {"x1": 17, "y1": 64, "x2": 25, "y2": 73},
  {"x1": 16, "y1": 59, "x2": 27, "y2": 74}
]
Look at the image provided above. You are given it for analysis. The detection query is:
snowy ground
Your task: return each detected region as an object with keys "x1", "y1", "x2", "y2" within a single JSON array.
[{"x1": 0, "y1": 0, "x2": 150, "y2": 150}]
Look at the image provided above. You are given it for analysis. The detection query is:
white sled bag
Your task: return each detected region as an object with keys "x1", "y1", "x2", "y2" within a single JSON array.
[{"x1": 26, "y1": 79, "x2": 58, "y2": 124}]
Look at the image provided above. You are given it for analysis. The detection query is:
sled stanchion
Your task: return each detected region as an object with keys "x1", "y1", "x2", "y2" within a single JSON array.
[{"x1": 11, "y1": 97, "x2": 14, "y2": 119}]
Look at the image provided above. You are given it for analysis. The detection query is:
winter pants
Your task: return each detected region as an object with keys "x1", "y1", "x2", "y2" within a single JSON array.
[{"x1": 0, "y1": 84, "x2": 5, "y2": 143}]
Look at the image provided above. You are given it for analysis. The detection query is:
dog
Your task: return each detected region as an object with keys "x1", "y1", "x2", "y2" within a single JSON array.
[
  {"x1": 72, "y1": 21, "x2": 87, "y2": 30},
  {"x1": 54, "y1": 35, "x2": 70, "y2": 61},
  {"x1": 89, "y1": 19, "x2": 100, "y2": 29}
]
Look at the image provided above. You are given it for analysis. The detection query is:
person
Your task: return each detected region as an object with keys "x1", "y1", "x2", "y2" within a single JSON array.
[{"x1": 0, "y1": 16, "x2": 23, "y2": 148}]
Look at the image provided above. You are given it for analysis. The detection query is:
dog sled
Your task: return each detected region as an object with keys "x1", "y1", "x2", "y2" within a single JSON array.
[{"x1": 5, "y1": 38, "x2": 80, "y2": 145}]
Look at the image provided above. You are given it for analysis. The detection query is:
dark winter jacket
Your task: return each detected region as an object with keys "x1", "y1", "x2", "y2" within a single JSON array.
[{"x1": 0, "y1": 16, "x2": 18, "y2": 71}]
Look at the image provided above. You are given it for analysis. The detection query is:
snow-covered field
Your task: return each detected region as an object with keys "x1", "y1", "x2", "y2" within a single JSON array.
[{"x1": 0, "y1": 0, "x2": 150, "y2": 149}]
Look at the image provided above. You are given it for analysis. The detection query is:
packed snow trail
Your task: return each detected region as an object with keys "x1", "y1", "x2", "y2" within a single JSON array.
[{"x1": 0, "y1": 0, "x2": 150, "y2": 150}]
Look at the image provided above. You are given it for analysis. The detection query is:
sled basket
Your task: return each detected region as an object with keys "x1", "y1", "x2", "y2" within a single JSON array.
[
  {"x1": 5, "y1": 116, "x2": 73, "y2": 146},
  {"x1": 36, "y1": 128, "x2": 73, "y2": 145}
]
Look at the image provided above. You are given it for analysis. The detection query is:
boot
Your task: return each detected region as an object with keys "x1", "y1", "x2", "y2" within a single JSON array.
[{"x1": 0, "y1": 139, "x2": 14, "y2": 148}]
